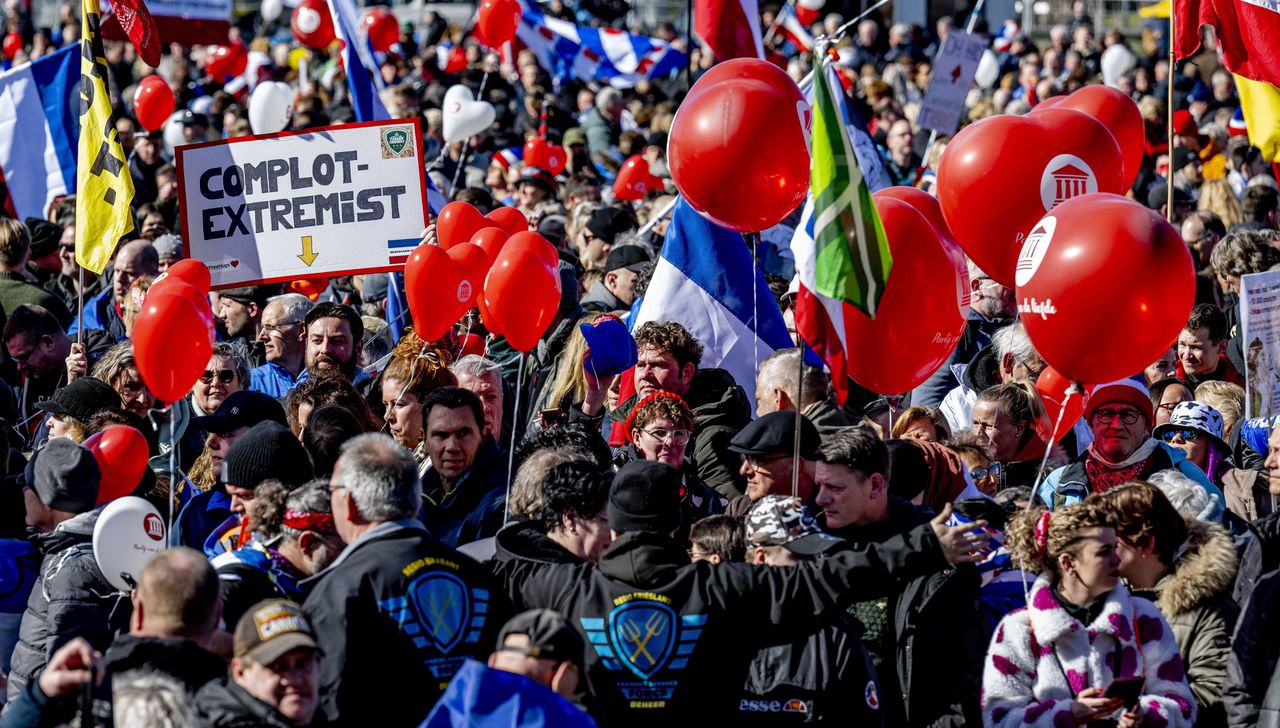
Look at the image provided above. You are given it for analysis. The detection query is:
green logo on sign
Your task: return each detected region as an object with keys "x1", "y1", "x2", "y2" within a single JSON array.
[{"x1": 382, "y1": 126, "x2": 413, "y2": 158}]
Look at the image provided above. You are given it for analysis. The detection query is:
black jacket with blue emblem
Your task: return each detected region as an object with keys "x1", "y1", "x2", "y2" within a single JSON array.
[
  {"x1": 302, "y1": 520, "x2": 509, "y2": 728},
  {"x1": 490, "y1": 525, "x2": 947, "y2": 727}
]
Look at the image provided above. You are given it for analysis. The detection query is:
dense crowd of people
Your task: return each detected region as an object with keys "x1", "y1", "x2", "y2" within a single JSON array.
[{"x1": 0, "y1": 0, "x2": 1277, "y2": 724}]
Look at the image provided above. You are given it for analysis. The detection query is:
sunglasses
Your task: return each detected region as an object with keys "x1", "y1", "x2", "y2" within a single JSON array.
[
  {"x1": 199, "y1": 369, "x2": 236, "y2": 385},
  {"x1": 971, "y1": 462, "x2": 1004, "y2": 481},
  {"x1": 1159, "y1": 428, "x2": 1202, "y2": 443}
]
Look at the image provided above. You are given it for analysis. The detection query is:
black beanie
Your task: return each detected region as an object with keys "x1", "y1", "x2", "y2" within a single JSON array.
[
  {"x1": 222, "y1": 421, "x2": 313, "y2": 488},
  {"x1": 27, "y1": 439, "x2": 100, "y2": 514},
  {"x1": 608, "y1": 461, "x2": 683, "y2": 535}
]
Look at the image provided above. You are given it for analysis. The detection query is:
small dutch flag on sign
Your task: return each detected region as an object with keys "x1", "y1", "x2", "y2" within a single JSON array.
[{"x1": 387, "y1": 238, "x2": 420, "y2": 266}]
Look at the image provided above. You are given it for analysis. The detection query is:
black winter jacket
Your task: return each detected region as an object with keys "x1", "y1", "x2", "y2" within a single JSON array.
[
  {"x1": 1234, "y1": 510, "x2": 1280, "y2": 611},
  {"x1": 490, "y1": 525, "x2": 947, "y2": 727},
  {"x1": 420, "y1": 437, "x2": 509, "y2": 549},
  {"x1": 302, "y1": 520, "x2": 507, "y2": 727},
  {"x1": 1225, "y1": 567, "x2": 1280, "y2": 727},
  {"x1": 193, "y1": 678, "x2": 296, "y2": 728},
  {"x1": 492, "y1": 520, "x2": 583, "y2": 565},
  {"x1": 90, "y1": 634, "x2": 227, "y2": 725}
]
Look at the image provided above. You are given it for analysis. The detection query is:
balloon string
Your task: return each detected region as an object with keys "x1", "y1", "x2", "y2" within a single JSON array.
[
  {"x1": 448, "y1": 70, "x2": 491, "y2": 196},
  {"x1": 503, "y1": 351, "x2": 525, "y2": 526},
  {"x1": 167, "y1": 402, "x2": 176, "y2": 546},
  {"x1": 1030, "y1": 384, "x2": 1077, "y2": 497}
]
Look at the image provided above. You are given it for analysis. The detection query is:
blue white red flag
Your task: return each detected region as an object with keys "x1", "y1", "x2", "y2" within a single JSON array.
[
  {"x1": 515, "y1": 3, "x2": 686, "y2": 88},
  {"x1": 0, "y1": 44, "x2": 78, "y2": 219},
  {"x1": 328, "y1": 0, "x2": 389, "y2": 122}
]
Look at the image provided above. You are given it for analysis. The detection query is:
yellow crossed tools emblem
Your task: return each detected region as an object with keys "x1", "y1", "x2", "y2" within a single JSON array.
[{"x1": 620, "y1": 612, "x2": 665, "y2": 667}]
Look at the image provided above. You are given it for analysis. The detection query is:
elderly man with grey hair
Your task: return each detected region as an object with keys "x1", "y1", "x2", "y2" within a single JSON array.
[
  {"x1": 581, "y1": 86, "x2": 622, "y2": 157},
  {"x1": 754, "y1": 348, "x2": 850, "y2": 435},
  {"x1": 249, "y1": 293, "x2": 316, "y2": 397},
  {"x1": 938, "y1": 321, "x2": 1045, "y2": 434},
  {"x1": 304, "y1": 433, "x2": 505, "y2": 727},
  {"x1": 450, "y1": 354, "x2": 507, "y2": 442}
]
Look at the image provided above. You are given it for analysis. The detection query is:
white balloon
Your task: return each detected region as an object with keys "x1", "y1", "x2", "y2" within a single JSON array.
[
  {"x1": 261, "y1": 0, "x2": 283, "y2": 22},
  {"x1": 249, "y1": 81, "x2": 293, "y2": 134},
  {"x1": 975, "y1": 49, "x2": 1000, "y2": 90},
  {"x1": 1101, "y1": 44, "x2": 1137, "y2": 88},
  {"x1": 441, "y1": 84, "x2": 496, "y2": 144},
  {"x1": 93, "y1": 496, "x2": 166, "y2": 592},
  {"x1": 162, "y1": 111, "x2": 186, "y2": 156},
  {"x1": 797, "y1": 0, "x2": 824, "y2": 9}
]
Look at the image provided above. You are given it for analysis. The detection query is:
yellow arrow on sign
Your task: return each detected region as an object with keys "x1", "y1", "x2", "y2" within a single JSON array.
[{"x1": 298, "y1": 236, "x2": 318, "y2": 266}]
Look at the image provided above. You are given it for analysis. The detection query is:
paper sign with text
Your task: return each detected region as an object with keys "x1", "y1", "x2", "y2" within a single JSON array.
[
  {"x1": 917, "y1": 29, "x2": 985, "y2": 136},
  {"x1": 1241, "y1": 269, "x2": 1280, "y2": 420},
  {"x1": 177, "y1": 119, "x2": 428, "y2": 289}
]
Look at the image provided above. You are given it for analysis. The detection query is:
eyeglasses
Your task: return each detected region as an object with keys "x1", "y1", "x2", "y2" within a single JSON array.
[
  {"x1": 744, "y1": 453, "x2": 789, "y2": 471},
  {"x1": 640, "y1": 428, "x2": 691, "y2": 445},
  {"x1": 199, "y1": 369, "x2": 236, "y2": 385},
  {"x1": 1156, "y1": 401, "x2": 1182, "y2": 414},
  {"x1": 1093, "y1": 408, "x2": 1143, "y2": 425},
  {"x1": 970, "y1": 462, "x2": 1004, "y2": 481},
  {"x1": 261, "y1": 320, "x2": 302, "y2": 334},
  {"x1": 1159, "y1": 428, "x2": 1202, "y2": 443}
]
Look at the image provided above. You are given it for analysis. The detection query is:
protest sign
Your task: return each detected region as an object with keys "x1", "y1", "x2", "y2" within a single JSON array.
[
  {"x1": 1241, "y1": 269, "x2": 1280, "y2": 419},
  {"x1": 917, "y1": 29, "x2": 985, "y2": 135},
  {"x1": 177, "y1": 119, "x2": 428, "y2": 289}
]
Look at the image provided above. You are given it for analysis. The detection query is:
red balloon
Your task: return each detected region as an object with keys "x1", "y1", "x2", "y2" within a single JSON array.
[
  {"x1": 404, "y1": 244, "x2": 469, "y2": 341},
  {"x1": 668, "y1": 58, "x2": 809, "y2": 232},
  {"x1": 1034, "y1": 85, "x2": 1145, "y2": 191},
  {"x1": 2, "y1": 32, "x2": 21, "y2": 60},
  {"x1": 937, "y1": 108, "x2": 1124, "y2": 286},
  {"x1": 872, "y1": 186, "x2": 971, "y2": 311},
  {"x1": 133, "y1": 291, "x2": 214, "y2": 403},
  {"x1": 614, "y1": 155, "x2": 663, "y2": 202},
  {"x1": 485, "y1": 206, "x2": 530, "y2": 235},
  {"x1": 148, "y1": 279, "x2": 211, "y2": 328},
  {"x1": 459, "y1": 333, "x2": 486, "y2": 358},
  {"x1": 1016, "y1": 193, "x2": 1195, "y2": 384},
  {"x1": 524, "y1": 138, "x2": 567, "y2": 175},
  {"x1": 84, "y1": 426, "x2": 150, "y2": 504},
  {"x1": 1034, "y1": 366, "x2": 1090, "y2": 443},
  {"x1": 503, "y1": 231, "x2": 558, "y2": 269},
  {"x1": 133, "y1": 75, "x2": 174, "y2": 132},
  {"x1": 484, "y1": 249, "x2": 560, "y2": 352},
  {"x1": 476, "y1": 0, "x2": 521, "y2": 48},
  {"x1": 436, "y1": 201, "x2": 488, "y2": 249},
  {"x1": 291, "y1": 0, "x2": 335, "y2": 49},
  {"x1": 205, "y1": 42, "x2": 248, "y2": 81},
  {"x1": 160, "y1": 258, "x2": 210, "y2": 294},
  {"x1": 471, "y1": 227, "x2": 510, "y2": 263},
  {"x1": 817, "y1": 197, "x2": 969, "y2": 394},
  {"x1": 447, "y1": 243, "x2": 489, "y2": 310},
  {"x1": 362, "y1": 7, "x2": 399, "y2": 53}
]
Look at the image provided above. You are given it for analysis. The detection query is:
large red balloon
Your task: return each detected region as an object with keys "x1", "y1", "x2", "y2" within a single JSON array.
[
  {"x1": 614, "y1": 155, "x2": 664, "y2": 202},
  {"x1": 436, "y1": 201, "x2": 488, "y2": 249},
  {"x1": 822, "y1": 197, "x2": 969, "y2": 394},
  {"x1": 161, "y1": 258, "x2": 211, "y2": 294},
  {"x1": 503, "y1": 231, "x2": 559, "y2": 269},
  {"x1": 937, "y1": 108, "x2": 1124, "y2": 286},
  {"x1": 476, "y1": 0, "x2": 521, "y2": 48},
  {"x1": 484, "y1": 249, "x2": 560, "y2": 352},
  {"x1": 448, "y1": 243, "x2": 490, "y2": 310},
  {"x1": 1033, "y1": 85, "x2": 1145, "y2": 191},
  {"x1": 486, "y1": 206, "x2": 529, "y2": 236},
  {"x1": 1016, "y1": 193, "x2": 1195, "y2": 384},
  {"x1": 291, "y1": 0, "x2": 335, "y2": 48},
  {"x1": 362, "y1": 7, "x2": 399, "y2": 53},
  {"x1": 2, "y1": 32, "x2": 21, "y2": 60},
  {"x1": 205, "y1": 43, "x2": 248, "y2": 81},
  {"x1": 133, "y1": 75, "x2": 174, "y2": 132},
  {"x1": 668, "y1": 58, "x2": 809, "y2": 232},
  {"x1": 404, "y1": 244, "x2": 470, "y2": 341},
  {"x1": 147, "y1": 279, "x2": 213, "y2": 331},
  {"x1": 471, "y1": 227, "x2": 509, "y2": 264},
  {"x1": 524, "y1": 138, "x2": 567, "y2": 175},
  {"x1": 1034, "y1": 366, "x2": 1090, "y2": 444},
  {"x1": 84, "y1": 426, "x2": 149, "y2": 504},
  {"x1": 133, "y1": 291, "x2": 214, "y2": 403}
]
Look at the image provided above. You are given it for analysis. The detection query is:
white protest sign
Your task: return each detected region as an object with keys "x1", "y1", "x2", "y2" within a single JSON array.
[
  {"x1": 177, "y1": 119, "x2": 428, "y2": 289},
  {"x1": 917, "y1": 29, "x2": 986, "y2": 136},
  {"x1": 1241, "y1": 270, "x2": 1280, "y2": 419}
]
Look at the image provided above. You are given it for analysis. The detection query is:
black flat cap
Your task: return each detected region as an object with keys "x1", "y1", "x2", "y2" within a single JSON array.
[{"x1": 729, "y1": 411, "x2": 821, "y2": 460}]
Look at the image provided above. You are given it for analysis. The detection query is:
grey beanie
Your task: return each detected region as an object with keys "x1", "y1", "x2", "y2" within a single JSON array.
[{"x1": 27, "y1": 439, "x2": 101, "y2": 514}]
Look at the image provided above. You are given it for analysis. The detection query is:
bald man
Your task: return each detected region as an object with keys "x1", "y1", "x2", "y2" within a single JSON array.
[{"x1": 69, "y1": 239, "x2": 158, "y2": 341}]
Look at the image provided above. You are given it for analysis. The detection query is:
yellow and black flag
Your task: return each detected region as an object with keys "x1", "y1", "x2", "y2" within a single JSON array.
[{"x1": 76, "y1": 0, "x2": 134, "y2": 275}]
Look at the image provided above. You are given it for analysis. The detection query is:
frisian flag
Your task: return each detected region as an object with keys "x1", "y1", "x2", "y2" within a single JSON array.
[
  {"x1": 792, "y1": 61, "x2": 892, "y2": 403},
  {"x1": 0, "y1": 44, "x2": 78, "y2": 220},
  {"x1": 514, "y1": 2, "x2": 686, "y2": 88}
]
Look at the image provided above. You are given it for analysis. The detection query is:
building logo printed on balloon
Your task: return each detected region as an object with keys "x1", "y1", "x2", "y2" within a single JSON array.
[
  {"x1": 1015, "y1": 216, "x2": 1057, "y2": 287},
  {"x1": 143, "y1": 513, "x2": 165, "y2": 541},
  {"x1": 1039, "y1": 155, "x2": 1097, "y2": 211}
]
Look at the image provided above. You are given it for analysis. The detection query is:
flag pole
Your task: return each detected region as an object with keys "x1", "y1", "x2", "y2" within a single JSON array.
[
  {"x1": 503, "y1": 351, "x2": 525, "y2": 526},
  {"x1": 76, "y1": 267, "x2": 84, "y2": 348},
  {"x1": 791, "y1": 349, "x2": 803, "y2": 497},
  {"x1": 685, "y1": 0, "x2": 694, "y2": 90},
  {"x1": 1166, "y1": 7, "x2": 1176, "y2": 221},
  {"x1": 762, "y1": 0, "x2": 791, "y2": 48}
]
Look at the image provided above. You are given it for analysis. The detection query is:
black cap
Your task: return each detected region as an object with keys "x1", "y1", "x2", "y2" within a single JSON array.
[
  {"x1": 496, "y1": 609, "x2": 586, "y2": 669},
  {"x1": 586, "y1": 207, "x2": 635, "y2": 246},
  {"x1": 603, "y1": 245, "x2": 650, "y2": 274},
  {"x1": 177, "y1": 110, "x2": 210, "y2": 128},
  {"x1": 190, "y1": 391, "x2": 288, "y2": 434},
  {"x1": 223, "y1": 421, "x2": 313, "y2": 488},
  {"x1": 517, "y1": 167, "x2": 557, "y2": 194},
  {"x1": 35, "y1": 377, "x2": 122, "y2": 421},
  {"x1": 26, "y1": 439, "x2": 100, "y2": 514},
  {"x1": 1172, "y1": 147, "x2": 1201, "y2": 171},
  {"x1": 729, "y1": 411, "x2": 821, "y2": 460},
  {"x1": 608, "y1": 461, "x2": 683, "y2": 534},
  {"x1": 24, "y1": 217, "x2": 62, "y2": 259},
  {"x1": 218, "y1": 284, "x2": 281, "y2": 307}
]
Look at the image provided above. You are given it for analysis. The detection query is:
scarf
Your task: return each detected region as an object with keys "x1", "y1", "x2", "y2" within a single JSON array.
[
  {"x1": 1084, "y1": 438, "x2": 1160, "y2": 495},
  {"x1": 914, "y1": 441, "x2": 972, "y2": 512}
]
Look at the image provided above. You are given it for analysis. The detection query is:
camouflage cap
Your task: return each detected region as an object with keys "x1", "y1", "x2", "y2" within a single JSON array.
[{"x1": 745, "y1": 495, "x2": 843, "y2": 556}]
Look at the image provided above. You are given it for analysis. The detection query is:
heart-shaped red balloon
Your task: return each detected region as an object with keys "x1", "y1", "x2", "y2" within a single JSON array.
[
  {"x1": 205, "y1": 42, "x2": 248, "y2": 81},
  {"x1": 524, "y1": 138, "x2": 567, "y2": 175},
  {"x1": 84, "y1": 426, "x2": 150, "y2": 504},
  {"x1": 436, "y1": 201, "x2": 488, "y2": 249},
  {"x1": 873, "y1": 186, "x2": 971, "y2": 313},
  {"x1": 614, "y1": 155, "x2": 663, "y2": 202},
  {"x1": 470, "y1": 227, "x2": 510, "y2": 263},
  {"x1": 484, "y1": 248, "x2": 561, "y2": 352},
  {"x1": 404, "y1": 244, "x2": 469, "y2": 341},
  {"x1": 937, "y1": 108, "x2": 1124, "y2": 287},
  {"x1": 446, "y1": 243, "x2": 490, "y2": 309},
  {"x1": 1032, "y1": 86, "x2": 1145, "y2": 191},
  {"x1": 503, "y1": 231, "x2": 559, "y2": 269},
  {"x1": 486, "y1": 206, "x2": 529, "y2": 236}
]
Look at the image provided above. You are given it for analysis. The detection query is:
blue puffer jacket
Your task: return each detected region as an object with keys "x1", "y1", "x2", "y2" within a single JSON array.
[{"x1": 0, "y1": 538, "x2": 40, "y2": 676}]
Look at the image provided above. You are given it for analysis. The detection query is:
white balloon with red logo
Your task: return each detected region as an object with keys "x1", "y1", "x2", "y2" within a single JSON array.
[
  {"x1": 441, "y1": 84, "x2": 496, "y2": 144},
  {"x1": 93, "y1": 496, "x2": 168, "y2": 592}
]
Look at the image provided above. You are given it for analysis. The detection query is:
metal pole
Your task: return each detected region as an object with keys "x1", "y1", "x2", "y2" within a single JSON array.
[
  {"x1": 685, "y1": 0, "x2": 694, "y2": 90},
  {"x1": 76, "y1": 267, "x2": 84, "y2": 348},
  {"x1": 449, "y1": 70, "x2": 491, "y2": 197},
  {"x1": 791, "y1": 351, "x2": 803, "y2": 498},
  {"x1": 1166, "y1": 9, "x2": 1176, "y2": 221},
  {"x1": 503, "y1": 351, "x2": 525, "y2": 525}
]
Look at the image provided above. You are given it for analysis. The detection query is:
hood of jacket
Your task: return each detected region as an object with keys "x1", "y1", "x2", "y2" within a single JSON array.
[
  {"x1": 580, "y1": 279, "x2": 623, "y2": 311},
  {"x1": 101, "y1": 634, "x2": 226, "y2": 691},
  {"x1": 1152, "y1": 519, "x2": 1238, "y2": 618},
  {"x1": 194, "y1": 678, "x2": 295, "y2": 728},
  {"x1": 597, "y1": 530, "x2": 688, "y2": 588},
  {"x1": 961, "y1": 344, "x2": 1000, "y2": 394},
  {"x1": 493, "y1": 521, "x2": 582, "y2": 565},
  {"x1": 31, "y1": 507, "x2": 101, "y2": 555}
]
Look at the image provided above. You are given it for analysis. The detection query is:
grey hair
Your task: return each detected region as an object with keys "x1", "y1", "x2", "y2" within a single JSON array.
[
  {"x1": 112, "y1": 671, "x2": 194, "y2": 728},
  {"x1": 757, "y1": 348, "x2": 828, "y2": 409},
  {"x1": 210, "y1": 340, "x2": 252, "y2": 387},
  {"x1": 595, "y1": 87, "x2": 621, "y2": 114},
  {"x1": 266, "y1": 292, "x2": 315, "y2": 324},
  {"x1": 509, "y1": 447, "x2": 590, "y2": 520},
  {"x1": 992, "y1": 321, "x2": 1039, "y2": 368},
  {"x1": 337, "y1": 433, "x2": 421, "y2": 521},
  {"x1": 1147, "y1": 469, "x2": 1215, "y2": 521},
  {"x1": 611, "y1": 232, "x2": 655, "y2": 260},
  {"x1": 251, "y1": 479, "x2": 332, "y2": 543},
  {"x1": 1210, "y1": 230, "x2": 1280, "y2": 277},
  {"x1": 450, "y1": 355, "x2": 502, "y2": 380},
  {"x1": 91, "y1": 342, "x2": 137, "y2": 386}
]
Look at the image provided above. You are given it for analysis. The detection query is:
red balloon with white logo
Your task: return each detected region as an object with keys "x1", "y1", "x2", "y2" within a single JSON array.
[
  {"x1": 291, "y1": 0, "x2": 335, "y2": 49},
  {"x1": 668, "y1": 58, "x2": 809, "y2": 232},
  {"x1": 1032, "y1": 85, "x2": 1145, "y2": 190},
  {"x1": 362, "y1": 7, "x2": 399, "y2": 53},
  {"x1": 1015, "y1": 193, "x2": 1194, "y2": 384},
  {"x1": 937, "y1": 108, "x2": 1124, "y2": 286}
]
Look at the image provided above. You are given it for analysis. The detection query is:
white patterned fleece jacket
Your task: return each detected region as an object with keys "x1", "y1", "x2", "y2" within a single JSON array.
[{"x1": 982, "y1": 573, "x2": 1196, "y2": 728}]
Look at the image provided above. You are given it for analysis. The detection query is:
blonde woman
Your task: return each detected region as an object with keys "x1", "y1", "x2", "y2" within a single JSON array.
[
  {"x1": 528, "y1": 311, "x2": 611, "y2": 433},
  {"x1": 1198, "y1": 178, "x2": 1243, "y2": 229}
]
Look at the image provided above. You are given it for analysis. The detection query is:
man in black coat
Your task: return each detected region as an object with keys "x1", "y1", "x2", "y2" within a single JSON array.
[
  {"x1": 490, "y1": 460, "x2": 986, "y2": 727},
  {"x1": 419, "y1": 387, "x2": 509, "y2": 549}
]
